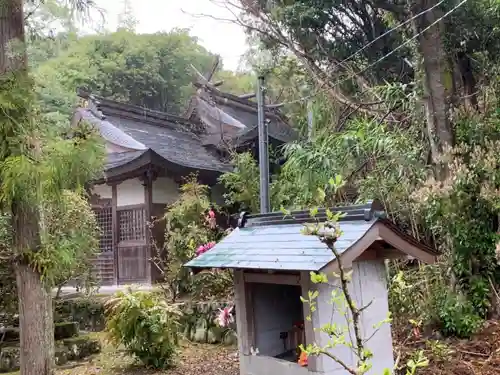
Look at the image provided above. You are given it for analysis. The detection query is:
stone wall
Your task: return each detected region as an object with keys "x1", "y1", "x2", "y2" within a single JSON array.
[
  {"x1": 0, "y1": 335, "x2": 101, "y2": 373},
  {"x1": 54, "y1": 297, "x2": 106, "y2": 331},
  {"x1": 178, "y1": 301, "x2": 237, "y2": 344},
  {"x1": 54, "y1": 297, "x2": 237, "y2": 344}
]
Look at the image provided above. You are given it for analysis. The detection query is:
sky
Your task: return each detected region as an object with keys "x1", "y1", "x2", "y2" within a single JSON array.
[{"x1": 91, "y1": 0, "x2": 249, "y2": 71}]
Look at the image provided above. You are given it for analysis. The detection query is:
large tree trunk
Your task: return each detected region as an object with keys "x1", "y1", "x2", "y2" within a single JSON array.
[
  {"x1": 12, "y1": 202, "x2": 54, "y2": 375},
  {"x1": 1, "y1": 1, "x2": 55, "y2": 374},
  {"x1": 0, "y1": 0, "x2": 26, "y2": 74},
  {"x1": 15, "y1": 264, "x2": 54, "y2": 375},
  {"x1": 409, "y1": 0, "x2": 455, "y2": 179}
]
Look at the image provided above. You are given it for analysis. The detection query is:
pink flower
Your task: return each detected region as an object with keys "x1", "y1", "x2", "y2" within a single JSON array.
[
  {"x1": 195, "y1": 242, "x2": 216, "y2": 257},
  {"x1": 208, "y1": 209, "x2": 215, "y2": 218},
  {"x1": 217, "y1": 306, "x2": 234, "y2": 327}
]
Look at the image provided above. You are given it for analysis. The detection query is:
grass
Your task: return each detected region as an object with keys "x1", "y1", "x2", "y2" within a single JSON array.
[{"x1": 3, "y1": 333, "x2": 239, "y2": 375}]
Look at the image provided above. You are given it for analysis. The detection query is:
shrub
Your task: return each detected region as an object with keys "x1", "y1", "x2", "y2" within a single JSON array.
[
  {"x1": 152, "y1": 176, "x2": 231, "y2": 302},
  {"x1": 105, "y1": 289, "x2": 181, "y2": 369},
  {"x1": 432, "y1": 290, "x2": 483, "y2": 338},
  {"x1": 389, "y1": 266, "x2": 483, "y2": 338}
]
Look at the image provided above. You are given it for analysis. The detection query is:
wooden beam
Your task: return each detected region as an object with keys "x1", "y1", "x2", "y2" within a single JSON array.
[
  {"x1": 243, "y1": 272, "x2": 300, "y2": 286},
  {"x1": 376, "y1": 223, "x2": 437, "y2": 264}
]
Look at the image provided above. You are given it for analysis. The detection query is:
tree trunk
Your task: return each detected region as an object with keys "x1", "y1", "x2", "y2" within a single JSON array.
[
  {"x1": 409, "y1": 0, "x2": 455, "y2": 179},
  {"x1": 15, "y1": 264, "x2": 54, "y2": 375},
  {"x1": 1, "y1": 1, "x2": 55, "y2": 375},
  {"x1": 12, "y1": 202, "x2": 54, "y2": 375},
  {"x1": 0, "y1": 0, "x2": 27, "y2": 74}
]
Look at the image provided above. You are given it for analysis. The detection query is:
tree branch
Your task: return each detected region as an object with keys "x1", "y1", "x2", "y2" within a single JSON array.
[{"x1": 319, "y1": 349, "x2": 357, "y2": 375}]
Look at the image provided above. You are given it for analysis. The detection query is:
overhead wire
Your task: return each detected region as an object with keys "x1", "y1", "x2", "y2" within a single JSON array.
[{"x1": 266, "y1": 0, "x2": 467, "y2": 109}]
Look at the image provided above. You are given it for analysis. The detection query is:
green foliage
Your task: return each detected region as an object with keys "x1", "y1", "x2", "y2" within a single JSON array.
[
  {"x1": 105, "y1": 289, "x2": 181, "y2": 369},
  {"x1": 219, "y1": 152, "x2": 260, "y2": 212},
  {"x1": 213, "y1": 70, "x2": 255, "y2": 96},
  {"x1": 433, "y1": 290, "x2": 482, "y2": 338},
  {"x1": 41, "y1": 190, "x2": 100, "y2": 290},
  {"x1": 0, "y1": 64, "x2": 104, "y2": 286},
  {"x1": 405, "y1": 350, "x2": 429, "y2": 375},
  {"x1": 154, "y1": 176, "x2": 231, "y2": 301},
  {"x1": 0, "y1": 213, "x2": 17, "y2": 321},
  {"x1": 35, "y1": 28, "x2": 217, "y2": 114},
  {"x1": 389, "y1": 266, "x2": 483, "y2": 339},
  {"x1": 411, "y1": 106, "x2": 500, "y2": 319},
  {"x1": 219, "y1": 150, "x2": 339, "y2": 212}
]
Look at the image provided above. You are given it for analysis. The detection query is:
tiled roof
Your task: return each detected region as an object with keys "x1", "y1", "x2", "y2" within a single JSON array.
[
  {"x1": 184, "y1": 201, "x2": 438, "y2": 271},
  {"x1": 105, "y1": 150, "x2": 147, "y2": 170},
  {"x1": 106, "y1": 115, "x2": 231, "y2": 172},
  {"x1": 188, "y1": 84, "x2": 298, "y2": 145},
  {"x1": 75, "y1": 95, "x2": 231, "y2": 173}
]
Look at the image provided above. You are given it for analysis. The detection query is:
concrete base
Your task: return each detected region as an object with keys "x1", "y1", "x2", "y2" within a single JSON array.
[{"x1": 240, "y1": 355, "x2": 311, "y2": 375}]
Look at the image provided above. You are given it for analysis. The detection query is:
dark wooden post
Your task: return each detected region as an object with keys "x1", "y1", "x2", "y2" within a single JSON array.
[
  {"x1": 143, "y1": 168, "x2": 155, "y2": 284},
  {"x1": 111, "y1": 184, "x2": 119, "y2": 285}
]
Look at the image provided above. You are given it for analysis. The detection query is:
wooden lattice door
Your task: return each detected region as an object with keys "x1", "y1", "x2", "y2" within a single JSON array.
[
  {"x1": 116, "y1": 207, "x2": 148, "y2": 283},
  {"x1": 92, "y1": 199, "x2": 115, "y2": 285}
]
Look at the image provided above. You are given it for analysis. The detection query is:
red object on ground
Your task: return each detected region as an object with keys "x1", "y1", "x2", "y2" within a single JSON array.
[{"x1": 298, "y1": 351, "x2": 308, "y2": 367}]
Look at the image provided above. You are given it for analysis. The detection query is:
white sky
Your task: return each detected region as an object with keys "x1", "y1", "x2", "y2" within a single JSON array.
[{"x1": 92, "y1": 0, "x2": 248, "y2": 71}]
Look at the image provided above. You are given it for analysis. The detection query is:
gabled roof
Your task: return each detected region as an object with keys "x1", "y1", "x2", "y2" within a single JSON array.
[
  {"x1": 74, "y1": 91, "x2": 231, "y2": 174},
  {"x1": 184, "y1": 201, "x2": 438, "y2": 272},
  {"x1": 186, "y1": 83, "x2": 298, "y2": 146}
]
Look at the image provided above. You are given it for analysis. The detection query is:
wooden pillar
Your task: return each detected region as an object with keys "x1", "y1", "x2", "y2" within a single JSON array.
[
  {"x1": 143, "y1": 169, "x2": 154, "y2": 284},
  {"x1": 111, "y1": 184, "x2": 118, "y2": 285}
]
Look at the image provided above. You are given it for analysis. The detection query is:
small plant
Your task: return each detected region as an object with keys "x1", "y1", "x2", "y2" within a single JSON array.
[
  {"x1": 105, "y1": 288, "x2": 181, "y2": 369},
  {"x1": 405, "y1": 350, "x2": 429, "y2": 375},
  {"x1": 425, "y1": 340, "x2": 453, "y2": 361}
]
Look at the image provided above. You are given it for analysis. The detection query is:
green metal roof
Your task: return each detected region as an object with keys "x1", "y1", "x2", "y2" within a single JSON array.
[
  {"x1": 184, "y1": 220, "x2": 376, "y2": 271},
  {"x1": 184, "y1": 201, "x2": 385, "y2": 272}
]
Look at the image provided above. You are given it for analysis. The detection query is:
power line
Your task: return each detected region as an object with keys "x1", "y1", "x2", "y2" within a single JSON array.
[
  {"x1": 337, "y1": 0, "x2": 467, "y2": 90},
  {"x1": 267, "y1": 0, "x2": 467, "y2": 109},
  {"x1": 334, "y1": 0, "x2": 448, "y2": 70}
]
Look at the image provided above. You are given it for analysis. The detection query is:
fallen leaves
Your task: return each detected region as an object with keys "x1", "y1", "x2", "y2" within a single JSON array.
[
  {"x1": 394, "y1": 320, "x2": 500, "y2": 375},
  {"x1": 56, "y1": 333, "x2": 239, "y2": 375}
]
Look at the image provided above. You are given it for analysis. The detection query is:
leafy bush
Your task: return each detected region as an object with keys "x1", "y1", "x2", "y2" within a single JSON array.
[
  {"x1": 105, "y1": 289, "x2": 181, "y2": 369},
  {"x1": 389, "y1": 266, "x2": 483, "y2": 338},
  {"x1": 152, "y1": 175, "x2": 231, "y2": 302},
  {"x1": 432, "y1": 290, "x2": 483, "y2": 338}
]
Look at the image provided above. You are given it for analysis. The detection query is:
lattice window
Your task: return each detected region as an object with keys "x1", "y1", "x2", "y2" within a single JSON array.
[
  {"x1": 93, "y1": 207, "x2": 113, "y2": 252},
  {"x1": 118, "y1": 208, "x2": 146, "y2": 242}
]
